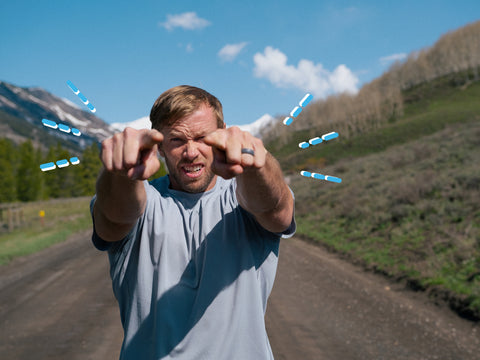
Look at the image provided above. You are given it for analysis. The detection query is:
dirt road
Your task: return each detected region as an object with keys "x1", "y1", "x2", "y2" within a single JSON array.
[{"x1": 0, "y1": 232, "x2": 478, "y2": 359}]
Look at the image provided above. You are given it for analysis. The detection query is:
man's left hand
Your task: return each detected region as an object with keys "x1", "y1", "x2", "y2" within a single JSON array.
[{"x1": 203, "y1": 127, "x2": 266, "y2": 179}]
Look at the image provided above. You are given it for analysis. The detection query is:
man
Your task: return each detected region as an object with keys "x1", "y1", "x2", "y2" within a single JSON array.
[{"x1": 91, "y1": 85, "x2": 295, "y2": 359}]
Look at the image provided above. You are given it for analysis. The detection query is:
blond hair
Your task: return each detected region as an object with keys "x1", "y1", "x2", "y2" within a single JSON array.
[{"x1": 150, "y1": 85, "x2": 224, "y2": 130}]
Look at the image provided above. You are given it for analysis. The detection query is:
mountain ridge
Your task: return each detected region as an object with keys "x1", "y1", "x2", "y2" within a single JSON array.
[{"x1": 0, "y1": 80, "x2": 115, "y2": 151}]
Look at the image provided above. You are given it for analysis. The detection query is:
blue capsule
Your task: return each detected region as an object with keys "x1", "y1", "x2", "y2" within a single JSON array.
[
  {"x1": 78, "y1": 93, "x2": 88, "y2": 104},
  {"x1": 309, "y1": 137, "x2": 322, "y2": 145},
  {"x1": 290, "y1": 106, "x2": 303, "y2": 118},
  {"x1": 283, "y1": 117, "x2": 293, "y2": 126},
  {"x1": 322, "y1": 132, "x2": 339, "y2": 141},
  {"x1": 40, "y1": 162, "x2": 56, "y2": 171},
  {"x1": 42, "y1": 119, "x2": 58, "y2": 129},
  {"x1": 67, "y1": 80, "x2": 96, "y2": 113},
  {"x1": 72, "y1": 128, "x2": 81, "y2": 136},
  {"x1": 299, "y1": 141, "x2": 310, "y2": 149},
  {"x1": 300, "y1": 171, "x2": 312, "y2": 177},
  {"x1": 325, "y1": 175, "x2": 342, "y2": 183},
  {"x1": 70, "y1": 157, "x2": 80, "y2": 165},
  {"x1": 56, "y1": 159, "x2": 69, "y2": 168},
  {"x1": 58, "y1": 123, "x2": 71, "y2": 133},
  {"x1": 299, "y1": 93, "x2": 313, "y2": 107},
  {"x1": 87, "y1": 103, "x2": 96, "y2": 113},
  {"x1": 312, "y1": 173, "x2": 325, "y2": 180},
  {"x1": 67, "y1": 80, "x2": 79, "y2": 94}
]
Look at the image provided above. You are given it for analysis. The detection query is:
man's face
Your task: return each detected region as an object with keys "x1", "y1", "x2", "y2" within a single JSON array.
[{"x1": 159, "y1": 104, "x2": 220, "y2": 193}]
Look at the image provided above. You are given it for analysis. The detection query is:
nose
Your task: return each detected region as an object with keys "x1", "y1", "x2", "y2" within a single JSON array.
[{"x1": 183, "y1": 140, "x2": 199, "y2": 160}]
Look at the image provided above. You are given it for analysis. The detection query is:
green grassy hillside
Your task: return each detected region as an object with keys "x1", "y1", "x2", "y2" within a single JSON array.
[{"x1": 269, "y1": 77, "x2": 480, "y2": 320}]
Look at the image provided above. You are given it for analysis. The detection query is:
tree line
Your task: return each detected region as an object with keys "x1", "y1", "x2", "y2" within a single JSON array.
[
  {"x1": 0, "y1": 139, "x2": 103, "y2": 203},
  {"x1": 0, "y1": 137, "x2": 168, "y2": 204},
  {"x1": 262, "y1": 20, "x2": 480, "y2": 144}
]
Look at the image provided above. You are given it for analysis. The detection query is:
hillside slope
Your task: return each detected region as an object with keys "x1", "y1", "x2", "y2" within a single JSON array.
[{"x1": 275, "y1": 77, "x2": 480, "y2": 319}]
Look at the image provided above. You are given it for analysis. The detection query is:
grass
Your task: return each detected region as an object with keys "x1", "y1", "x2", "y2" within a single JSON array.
[
  {"x1": 0, "y1": 197, "x2": 92, "y2": 266},
  {"x1": 289, "y1": 120, "x2": 480, "y2": 318},
  {"x1": 278, "y1": 77, "x2": 480, "y2": 319}
]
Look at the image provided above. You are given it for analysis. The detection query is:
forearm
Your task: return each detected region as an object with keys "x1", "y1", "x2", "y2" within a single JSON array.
[
  {"x1": 236, "y1": 152, "x2": 293, "y2": 233},
  {"x1": 93, "y1": 167, "x2": 147, "y2": 241}
]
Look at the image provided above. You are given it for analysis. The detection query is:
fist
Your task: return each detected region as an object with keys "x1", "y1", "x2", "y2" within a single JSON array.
[
  {"x1": 203, "y1": 126, "x2": 266, "y2": 179},
  {"x1": 101, "y1": 127, "x2": 164, "y2": 180}
]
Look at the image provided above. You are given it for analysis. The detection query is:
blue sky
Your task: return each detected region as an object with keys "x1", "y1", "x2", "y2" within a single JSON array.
[{"x1": 1, "y1": 0, "x2": 479, "y2": 127}]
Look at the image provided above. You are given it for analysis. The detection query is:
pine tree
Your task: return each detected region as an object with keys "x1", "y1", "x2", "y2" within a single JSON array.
[
  {"x1": 0, "y1": 139, "x2": 17, "y2": 203},
  {"x1": 77, "y1": 142, "x2": 102, "y2": 196},
  {"x1": 17, "y1": 140, "x2": 41, "y2": 201}
]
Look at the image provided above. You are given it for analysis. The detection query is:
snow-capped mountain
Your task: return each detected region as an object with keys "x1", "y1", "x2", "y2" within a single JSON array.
[
  {"x1": 235, "y1": 113, "x2": 277, "y2": 137},
  {"x1": 110, "y1": 113, "x2": 278, "y2": 138},
  {"x1": 0, "y1": 80, "x2": 115, "y2": 151},
  {"x1": 110, "y1": 116, "x2": 151, "y2": 132}
]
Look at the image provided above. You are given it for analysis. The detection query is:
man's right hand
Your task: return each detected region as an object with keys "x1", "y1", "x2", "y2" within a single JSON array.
[{"x1": 100, "y1": 127, "x2": 164, "y2": 180}]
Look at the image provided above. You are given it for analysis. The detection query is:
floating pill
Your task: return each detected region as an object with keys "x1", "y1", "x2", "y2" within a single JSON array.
[
  {"x1": 312, "y1": 173, "x2": 325, "y2": 180},
  {"x1": 300, "y1": 171, "x2": 312, "y2": 177},
  {"x1": 290, "y1": 106, "x2": 302, "y2": 118},
  {"x1": 299, "y1": 93, "x2": 313, "y2": 107},
  {"x1": 56, "y1": 159, "x2": 69, "y2": 168},
  {"x1": 66, "y1": 80, "x2": 80, "y2": 94},
  {"x1": 299, "y1": 142, "x2": 310, "y2": 149},
  {"x1": 283, "y1": 117, "x2": 293, "y2": 126},
  {"x1": 70, "y1": 157, "x2": 80, "y2": 165},
  {"x1": 40, "y1": 162, "x2": 56, "y2": 171},
  {"x1": 67, "y1": 80, "x2": 96, "y2": 113},
  {"x1": 42, "y1": 119, "x2": 81, "y2": 137},
  {"x1": 78, "y1": 93, "x2": 88, "y2": 104},
  {"x1": 40, "y1": 157, "x2": 81, "y2": 172},
  {"x1": 42, "y1": 119, "x2": 58, "y2": 129},
  {"x1": 87, "y1": 103, "x2": 96, "y2": 113},
  {"x1": 58, "y1": 123, "x2": 71, "y2": 133},
  {"x1": 309, "y1": 137, "x2": 322, "y2": 145},
  {"x1": 325, "y1": 175, "x2": 342, "y2": 183},
  {"x1": 322, "y1": 132, "x2": 339, "y2": 141}
]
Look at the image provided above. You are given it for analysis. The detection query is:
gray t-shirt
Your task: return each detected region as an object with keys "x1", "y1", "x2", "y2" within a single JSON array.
[{"x1": 91, "y1": 175, "x2": 295, "y2": 360}]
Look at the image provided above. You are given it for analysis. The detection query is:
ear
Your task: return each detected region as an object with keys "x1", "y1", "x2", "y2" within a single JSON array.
[{"x1": 223, "y1": 122, "x2": 226, "y2": 129}]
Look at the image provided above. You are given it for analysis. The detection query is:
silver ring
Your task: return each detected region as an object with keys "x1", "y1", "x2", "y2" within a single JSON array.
[{"x1": 241, "y1": 148, "x2": 255, "y2": 156}]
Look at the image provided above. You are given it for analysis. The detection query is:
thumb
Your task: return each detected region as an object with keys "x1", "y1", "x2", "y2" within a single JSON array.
[{"x1": 128, "y1": 143, "x2": 161, "y2": 180}]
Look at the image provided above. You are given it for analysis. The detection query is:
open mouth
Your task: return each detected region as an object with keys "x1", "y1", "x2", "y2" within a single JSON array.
[{"x1": 181, "y1": 164, "x2": 204, "y2": 178}]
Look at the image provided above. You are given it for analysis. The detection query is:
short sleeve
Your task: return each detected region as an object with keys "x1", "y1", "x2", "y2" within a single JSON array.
[
  {"x1": 279, "y1": 186, "x2": 296, "y2": 239},
  {"x1": 90, "y1": 195, "x2": 112, "y2": 251}
]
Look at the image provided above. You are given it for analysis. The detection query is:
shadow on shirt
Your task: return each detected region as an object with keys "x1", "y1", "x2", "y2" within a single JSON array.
[{"x1": 116, "y1": 208, "x2": 280, "y2": 358}]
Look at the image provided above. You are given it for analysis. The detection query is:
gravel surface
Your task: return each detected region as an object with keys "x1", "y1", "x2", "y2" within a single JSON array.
[{"x1": 0, "y1": 232, "x2": 478, "y2": 359}]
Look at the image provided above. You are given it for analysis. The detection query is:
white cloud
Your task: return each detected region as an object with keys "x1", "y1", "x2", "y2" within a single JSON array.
[
  {"x1": 185, "y1": 43, "x2": 194, "y2": 53},
  {"x1": 218, "y1": 42, "x2": 248, "y2": 62},
  {"x1": 160, "y1": 12, "x2": 211, "y2": 31},
  {"x1": 379, "y1": 53, "x2": 407, "y2": 66},
  {"x1": 253, "y1": 46, "x2": 358, "y2": 98}
]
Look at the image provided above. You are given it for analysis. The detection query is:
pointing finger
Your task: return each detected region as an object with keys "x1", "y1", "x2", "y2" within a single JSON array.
[{"x1": 139, "y1": 128, "x2": 164, "y2": 149}]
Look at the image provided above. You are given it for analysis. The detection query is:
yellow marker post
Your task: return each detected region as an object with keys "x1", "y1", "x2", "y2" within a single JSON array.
[{"x1": 39, "y1": 210, "x2": 45, "y2": 227}]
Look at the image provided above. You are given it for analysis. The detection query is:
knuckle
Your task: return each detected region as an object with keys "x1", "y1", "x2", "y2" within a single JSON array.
[
  {"x1": 101, "y1": 138, "x2": 111, "y2": 151},
  {"x1": 228, "y1": 126, "x2": 242, "y2": 135},
  {"x1": 254, "y1": 138, "x2": 264, "y2": 148}
]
